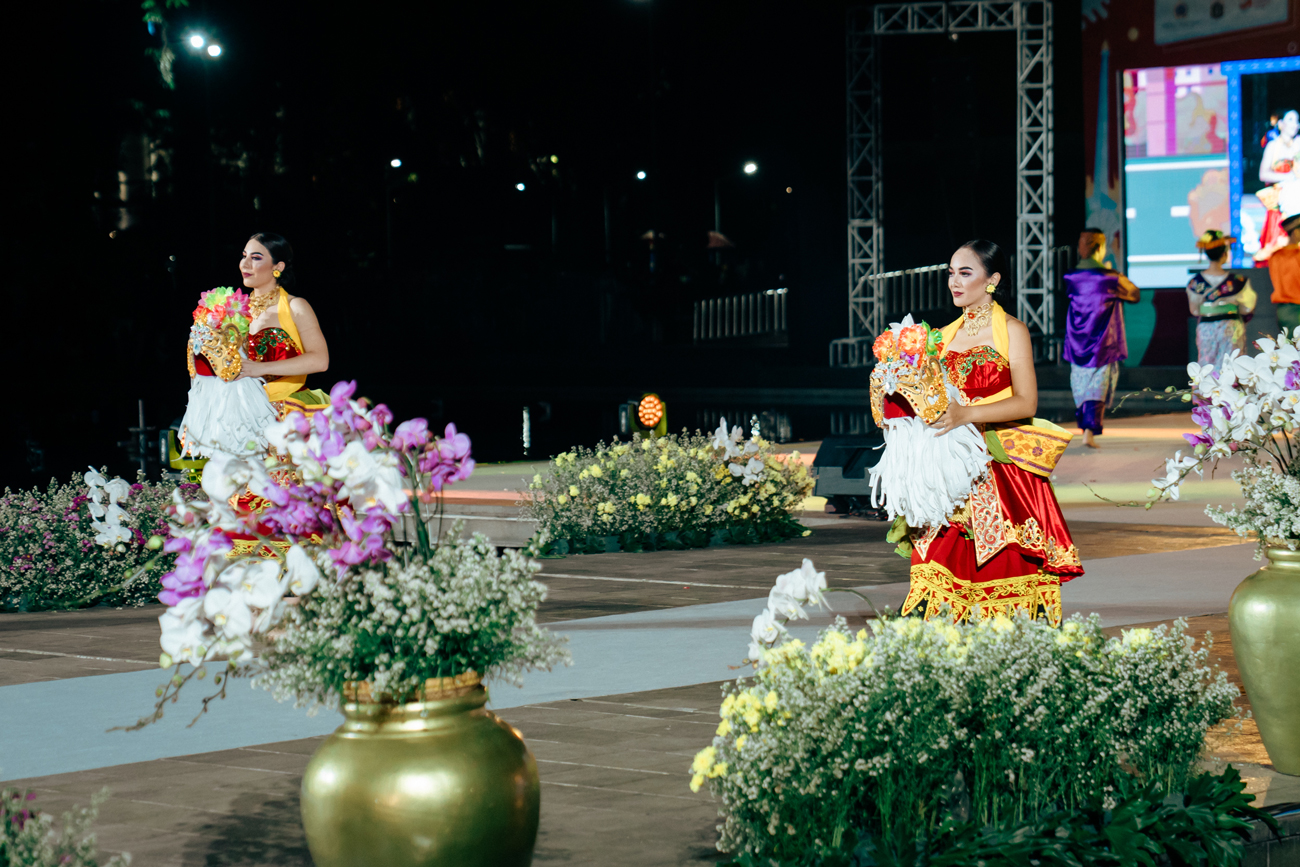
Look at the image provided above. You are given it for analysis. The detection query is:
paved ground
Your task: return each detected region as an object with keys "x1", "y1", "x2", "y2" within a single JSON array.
[{"x1": 2, "y1": 414, "x2": 1297, "y2": 865}]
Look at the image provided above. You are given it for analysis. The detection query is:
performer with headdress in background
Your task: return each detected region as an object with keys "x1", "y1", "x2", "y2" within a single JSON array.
[
  {"x1": 1185, "y1": 230, "x2": 1255, "y2": 369},
  {"x1": 1062, "y1": 228, "x2": 1140, "y2": 449},
  {"x1": 1255, "y1": 110, "x2": 1300, "y2": 262}
]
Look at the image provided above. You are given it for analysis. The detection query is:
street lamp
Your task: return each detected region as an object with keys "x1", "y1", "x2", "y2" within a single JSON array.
[
  {"x1": 715, "y1": 161, "x2": 760, "y2": 234},
  {"x1": 206, "y1": 44, "x2": 222, "y2": 57},
  {"x1": 636, "y1": 170, "x2": 647, "y2": 180},
  {"x1": 390, "y1": 158, "x2": 402, "y2": 168},
  {"x1": 188, "y1": 34, "x2": 206, "y2": 49},
  {"x1": 516, "y1": 182, "x2": 526, "y2": 191}
]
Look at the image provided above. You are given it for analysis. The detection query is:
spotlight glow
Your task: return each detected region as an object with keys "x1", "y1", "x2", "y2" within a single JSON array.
[
  {"x1": 390, "y1": 159, "x2": 402, "y2": 168},
  {"x1": 743, "y1": 162, "x2": 758, "y2": 175},
  {"x1": 189, "y1": 34, "x2": 205, "y2": 48},
  {"x1": 206, "y1": 44, "x2": 222, "y2": 57},
  {"x1": 636, "y1": 170, "x2": 647, "y2": 180},
  {"x1": 516, "y1": 182, "x2": 526, "y2": 191}
]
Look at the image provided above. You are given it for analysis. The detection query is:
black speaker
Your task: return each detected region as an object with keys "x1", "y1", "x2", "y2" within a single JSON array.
[{"x1": 811, "y1": 434, "x2": 889, "y2": 518}]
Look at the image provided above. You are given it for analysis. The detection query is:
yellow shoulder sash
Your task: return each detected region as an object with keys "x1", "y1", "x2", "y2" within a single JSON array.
[{"x1": 263, "y1": 289, "x2": 309, "y2": 403}]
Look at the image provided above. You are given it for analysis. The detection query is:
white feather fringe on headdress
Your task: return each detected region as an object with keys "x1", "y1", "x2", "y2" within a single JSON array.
[{"x1": 868, "y1": 416, "x2": 990, "y2": 528}]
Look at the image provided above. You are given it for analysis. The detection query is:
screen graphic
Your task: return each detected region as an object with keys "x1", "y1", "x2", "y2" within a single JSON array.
[{"x1": 1122, "y1": 64, "x2": 1229, "y2": 287}]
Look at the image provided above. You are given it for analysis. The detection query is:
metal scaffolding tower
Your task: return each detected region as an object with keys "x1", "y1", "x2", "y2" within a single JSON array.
[{"x1": 833, "y1": 1, "x2": 1055, "y2": 366}]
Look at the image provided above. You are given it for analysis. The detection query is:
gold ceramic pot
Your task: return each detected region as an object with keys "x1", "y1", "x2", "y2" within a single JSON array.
[
  {"x1": 1229, "y1": 547, "x2": 1300, "y2": 775},
  {"x1": 301, "y1": 673, "x2": 540, "y2": 867}
]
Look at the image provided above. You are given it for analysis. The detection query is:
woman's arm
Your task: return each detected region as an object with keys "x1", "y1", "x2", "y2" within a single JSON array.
[
  {"x1": 1260, "y1": 142, "x2": 1292, "y2": 184},
  {"x1": 238, "y1": 297, "x2": 330, "y2": 379},
  {"x1": 1186, "y1": 285, "x2": 1203, "y2": 316},
  {"x1": 930, "y1": 319, "x2": 1037, "y2": 435}
]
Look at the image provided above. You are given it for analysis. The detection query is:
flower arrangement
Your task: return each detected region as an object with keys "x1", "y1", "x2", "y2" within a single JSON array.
[
  {"x1": 1148, "y1": 331, "x2": 1300, "y2": 553},
  {"x1": 192, "y1": 286, "x2": 252, "y2": 339},
  {"x1": 0, "y1": 471, "x2": 203, "y2": 610},
  {"x1": 128, "y1": 380, "x2": 567, "y2": 727},
  {"x1": 522, "y1": 419, "x2": 814, "y2": 554},
  {"x1": 693, "y1": 565, "x2": 1238, "y2": 862},
  {"x1": 1, "y1": 786, "x2": 128, "y2": 867}
]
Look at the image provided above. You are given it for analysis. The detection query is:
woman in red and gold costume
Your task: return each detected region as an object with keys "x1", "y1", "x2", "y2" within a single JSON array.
[
  {"x1": 903, "y1": 240, "x2": 1082, "y2": 626},
  {"x1": 234, "y1": 232, "x2": 330, "y2": 415}
]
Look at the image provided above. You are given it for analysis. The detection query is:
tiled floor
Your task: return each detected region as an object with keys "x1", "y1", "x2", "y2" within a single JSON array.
[
  {"x1": 9, "y1": 682, "x2": 727, "y2": 866},
  {"x1": 1, "y1": 516, "x2": 1293, "y2": 865}
]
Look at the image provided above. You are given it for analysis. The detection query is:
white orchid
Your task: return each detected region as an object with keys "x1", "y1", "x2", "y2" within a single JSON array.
[
  {"x1": 788, "y1": 558, "x2": 828, "y2": 608},
  {"x1": 767, "y1": 582, "x2": 807, "y2": 622},
  {"x1": 712, "y1": 418, "x2": 744, "y2": 459},
  {"x1": 203, "y1": 586, "x2": 253, "y2": 638},
  {"x1": 750, "y1": 608, "x2": 787, "y2": 649},
  {"x1": 201, "y1": 452, "x2": 270, "y2": 503},
  {"x1": 729, "y1": 457, "x2": 765, "y2": 486},
  {"x1": 1152, "y1": 452, "x2": 1196, "y2": 501},
  {"x1": 104, "y1": 478, "x2": 131, "y2": 505},
  {"x1": 226, "y1": 558, "x2": 287, "y2": 611},
  {"x1": 285, "y1": 544, "x2": 322, "y2": 596},
  {"x1": 159, "y1": 598, "x2": 212, "y2": 666}
]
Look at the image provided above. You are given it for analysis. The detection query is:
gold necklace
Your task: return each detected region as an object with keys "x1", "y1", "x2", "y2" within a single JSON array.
[
  {"x1": 249, "y1": 287, "x2": 279, "y2": 318},
  {"x1": 963, "y1": 300, "x2": 995, "y2": 337}
]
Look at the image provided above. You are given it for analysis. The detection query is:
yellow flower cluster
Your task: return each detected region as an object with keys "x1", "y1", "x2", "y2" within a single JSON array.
[
  {"x1": 690, "y1": 745, "x2": 729, "y2": 792},
  {"x1": 808, "y1": 629, "x2": 872, "y2": 675}
]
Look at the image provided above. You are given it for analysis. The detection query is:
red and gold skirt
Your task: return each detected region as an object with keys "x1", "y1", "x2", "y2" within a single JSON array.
[{"x1": 904, "y1": 461, "x2": 1082, "y2": 626}]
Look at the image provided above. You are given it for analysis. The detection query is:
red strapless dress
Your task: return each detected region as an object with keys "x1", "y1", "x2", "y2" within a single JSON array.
[{"x1": 902, "y1": 346, "x2": 1082, "y2": 626}]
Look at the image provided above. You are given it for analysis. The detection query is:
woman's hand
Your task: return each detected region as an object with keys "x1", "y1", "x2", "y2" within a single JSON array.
[
  {"x1": 236, "y1": 360, "x2": 267, "y2": 381},
  {"x1": 928, "y1": 402, "x2": 971, "y2": 436}
]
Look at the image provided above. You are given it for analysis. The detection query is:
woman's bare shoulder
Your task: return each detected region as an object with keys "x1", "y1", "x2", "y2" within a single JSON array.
[{"x1": 1004, "y1": 314, "x2": 1030, "y2": 335}]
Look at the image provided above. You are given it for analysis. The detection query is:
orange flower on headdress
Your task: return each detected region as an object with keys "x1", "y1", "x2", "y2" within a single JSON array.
[
  {"x1": 897, "y1": 324, "x2": 927, "y2": 358},
  {"x1": 873, "y1": 330, "x2": 897, "y2": 361}
]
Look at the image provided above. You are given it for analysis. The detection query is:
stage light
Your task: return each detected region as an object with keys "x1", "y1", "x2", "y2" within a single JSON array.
[
  {"x1": 516, "y1": 182, "x2": 526, "y2": 191},
  {"x1": 189, "y1": 34, "x2": 205, "y2": 48},
  {"x1": 637, "y1": 394, "x2": 665, "y2": 429},
  {"x1": 636, "y1": 170, "x2": 647, "y2": 180},
  {"x1": 390, "y1": 158, "x2": 402, "y2": 168},
  {"x1": 743, "y1": 162, "x2": 758, "y2": 175},
  {"x1": 207, "y1": 44, "x2": 222, "y2": 57},
  {"x1": 550, "y1": 155, "x2": 559, "y2": 163},
  {"x1": 786, "y1": 186, "x2": 793, "y2": 193}
]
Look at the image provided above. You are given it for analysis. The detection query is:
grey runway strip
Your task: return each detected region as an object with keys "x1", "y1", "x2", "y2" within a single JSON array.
[{"x1": 0, "y1": 543, "x2": 1255, "y2": 782}]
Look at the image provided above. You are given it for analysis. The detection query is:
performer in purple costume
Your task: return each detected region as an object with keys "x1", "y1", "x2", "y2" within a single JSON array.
[{"x1": 1062, "y1": 228, "x2": 1140, "y2": 449}]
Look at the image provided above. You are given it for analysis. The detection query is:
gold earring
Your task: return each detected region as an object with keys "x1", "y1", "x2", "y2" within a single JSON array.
[
  {"x1": 273, "y1": 269, "x2": 282, "y2": 278},
  {"x1": 986, "y1": 283, "x2": 997, "y2": 293}
]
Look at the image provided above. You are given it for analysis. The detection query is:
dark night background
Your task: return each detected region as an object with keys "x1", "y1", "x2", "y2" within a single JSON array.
[{"x1": 4, "y1": 0, "x2": 1083, "y2": 489}]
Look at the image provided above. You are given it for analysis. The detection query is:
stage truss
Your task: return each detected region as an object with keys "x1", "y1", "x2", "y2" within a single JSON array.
[{"x1": 834, "y1": 1, "x2": 1054, "y2": 366}]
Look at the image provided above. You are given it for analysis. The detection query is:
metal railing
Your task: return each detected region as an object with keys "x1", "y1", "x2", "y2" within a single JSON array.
[
  {"x1": 831, "y1": 248, "x2": 1075, "y2": 366},
  {"x1": 694, "y1": 289, "x2": 788, "y2": 342}
]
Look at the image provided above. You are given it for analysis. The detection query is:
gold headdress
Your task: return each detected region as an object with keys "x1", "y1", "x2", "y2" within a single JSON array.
[
  {"x1": 184, "y1": 287, "x2": 251, "y2": 382},
  {"x1": 869, "y1": 318, "x2": 949, "y2": 425}
]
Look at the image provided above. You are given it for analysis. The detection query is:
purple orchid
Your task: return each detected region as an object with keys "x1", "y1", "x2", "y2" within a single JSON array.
[
  {"x1": 391, "y1": 418, "x2": 430, "y2": 452},
  {"x1": 1287, "y1": 361, "x2": 1300, "y2": 391}
]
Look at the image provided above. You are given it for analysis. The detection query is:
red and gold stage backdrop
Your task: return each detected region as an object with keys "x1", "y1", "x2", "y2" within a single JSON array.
[{"x1": 1082, "y1": 0, "x2": 1300, "y2": 277}]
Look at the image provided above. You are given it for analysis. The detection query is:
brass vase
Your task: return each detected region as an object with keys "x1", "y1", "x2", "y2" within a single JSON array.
[
  {"x1": 301, "y1": 673, "x2": 540, "y2": 866},
  {"x1": 1229, "y1": 547, "x2": 1300, "y2": 775}
]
